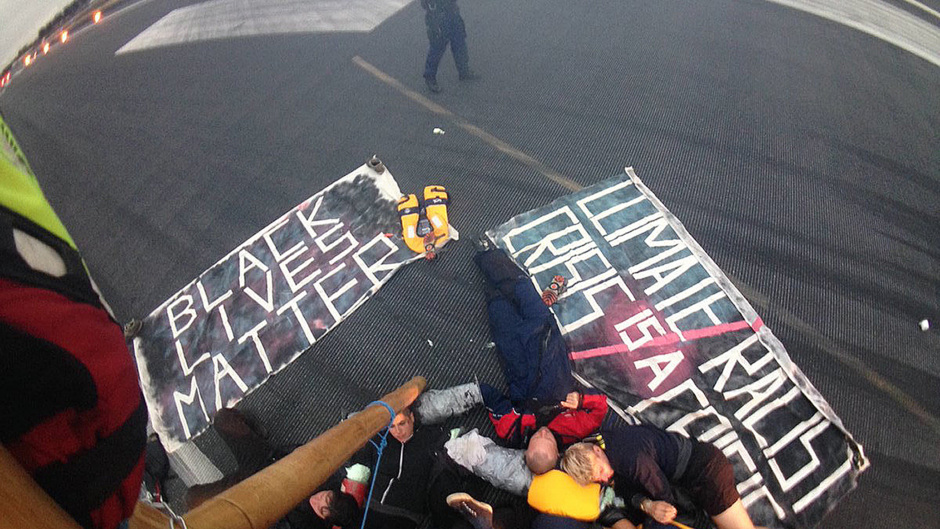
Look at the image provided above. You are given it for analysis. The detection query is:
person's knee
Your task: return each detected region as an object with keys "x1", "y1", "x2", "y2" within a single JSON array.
[{"x1": 711, "y1": 499, "x2": 757, "y2": 529}]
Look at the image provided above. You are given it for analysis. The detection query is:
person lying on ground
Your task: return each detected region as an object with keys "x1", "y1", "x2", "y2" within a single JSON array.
[
  {"x1": 445, "y1": 476, "x2": 646, "y2": 529},
  {"x1": 416, "y1": 382, "x2": 608, "y2": 474},
  {"x1": 561, "y1": 421, "x2": 768, "y2": 529},
  {"x1": 473, "y1": 243, "x2": 609, "y2": 462},
  {"x1": 443, "y1": 431, "x2": 642, "y2": 529},
  {"x1": 184, "y1": 407, "x2": 277, "y2": 509},
  {"x1": 284, "y1": 487, "x2": 361, "y2": 529},
  {"x1": 446, "y1": 492, "x2": 541, "y2": 529},
  {"x1": 352, "y1": 406, "x2": 483, "y2": 529},
  {"x1": 415, "y1": 242, "x2": 608, "y2": 473}
]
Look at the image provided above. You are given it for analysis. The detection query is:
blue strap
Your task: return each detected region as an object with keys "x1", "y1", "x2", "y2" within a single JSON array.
[{"x1": 359, "y1": 401, "x2": 397, "y2": 529}]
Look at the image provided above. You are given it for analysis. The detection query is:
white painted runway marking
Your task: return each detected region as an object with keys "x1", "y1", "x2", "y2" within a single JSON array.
[
  {"x1": 116, "y1": 0, "x2": 411, "y2": 55},
  {"x1": 901, "y1": 0, "x2": 940, "y2": 22},
  {"x1": 766, "y1": 0, "x2": 940, "y2": 68},
  {"x1": 117, "y1": 0, "x2": 940, "y2": 67}
]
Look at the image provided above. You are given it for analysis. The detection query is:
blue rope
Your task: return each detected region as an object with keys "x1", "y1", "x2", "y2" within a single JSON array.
[{"x1": 359, "y1": 400, "x2": 397, "y2": 529}]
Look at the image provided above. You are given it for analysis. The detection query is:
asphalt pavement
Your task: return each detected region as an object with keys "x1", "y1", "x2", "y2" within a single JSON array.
[{"x1": 0, "y1": 0, "x2": 937, "y2": 527}]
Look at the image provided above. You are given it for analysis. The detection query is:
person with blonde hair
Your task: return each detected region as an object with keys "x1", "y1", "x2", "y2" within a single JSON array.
[{"x1": 561, "y1": 423, "x2": 766, "y2": 529}]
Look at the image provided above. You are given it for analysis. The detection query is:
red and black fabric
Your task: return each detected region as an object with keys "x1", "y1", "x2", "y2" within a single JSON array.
[
  {"x1": 1, "y1": 113, "x2": 145, "y2": 527},
  {"x1": 0, "y1": 277, "x2": 147, "y2": 529},
  {"x1": 481, "y1": 385, "x2": 608, "y2": 448}
]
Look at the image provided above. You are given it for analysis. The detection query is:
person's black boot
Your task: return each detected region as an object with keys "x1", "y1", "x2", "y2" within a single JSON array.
[{"x1": 425, "y1": 77, "x2": 441, "y2": 93}]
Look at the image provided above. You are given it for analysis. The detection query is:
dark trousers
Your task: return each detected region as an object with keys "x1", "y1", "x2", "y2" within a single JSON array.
[
  {"x1": 424, "y1": 12, "x2": 470, "y2": 80},
  {"x1": 474, "y1": 250, "x2": 573, "y2": 406}
]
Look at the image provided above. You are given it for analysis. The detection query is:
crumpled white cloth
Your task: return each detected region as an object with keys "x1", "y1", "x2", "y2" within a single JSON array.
[{"x1": 445, "y1": 428, "x2": 493, "y2": 469}]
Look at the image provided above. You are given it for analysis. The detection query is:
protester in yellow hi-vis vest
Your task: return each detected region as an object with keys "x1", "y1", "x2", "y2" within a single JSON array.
[{"x1": 0, "y1": 111, "x2": 146, "y2": 529}]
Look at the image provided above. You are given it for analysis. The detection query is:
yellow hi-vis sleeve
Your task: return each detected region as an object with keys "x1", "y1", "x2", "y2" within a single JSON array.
[{"x1": 0, "y1": 114, "x2": 77, "y2": 250}]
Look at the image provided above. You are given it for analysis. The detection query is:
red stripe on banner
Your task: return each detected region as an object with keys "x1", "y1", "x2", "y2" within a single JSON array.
[{"x1": 570, "y1": 319, "x2": 756, "y2": 361}]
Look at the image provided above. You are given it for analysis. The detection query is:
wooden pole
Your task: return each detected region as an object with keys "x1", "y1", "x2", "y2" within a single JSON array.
[
  {"x1": 0, "y1": 445, "x2": 85, "y2": 529},
  {"x1": 132, "y1": 376, "x2": 427, "y2": 529}
]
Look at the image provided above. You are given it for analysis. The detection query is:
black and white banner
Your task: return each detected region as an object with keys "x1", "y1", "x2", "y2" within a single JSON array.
[
  {"x1": 133, "y1": 163, "x2": 425, "y2": 452},
  {"x1": 487, "y1": 168, "x2": 868, "y2": 529}
]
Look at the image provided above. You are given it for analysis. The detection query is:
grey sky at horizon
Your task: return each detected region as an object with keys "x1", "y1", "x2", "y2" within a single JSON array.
[{"x1": 1, "y1": 0, "x2": 73, "y2": 67}]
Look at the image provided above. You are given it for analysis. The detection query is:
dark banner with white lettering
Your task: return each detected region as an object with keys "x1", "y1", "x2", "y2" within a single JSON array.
[
  {"x1": 487, "y1": 169, "x2": 868, "y2": 529},
  {"x1": 133, "y1": 163, "x2": 422, "y2": 451}
]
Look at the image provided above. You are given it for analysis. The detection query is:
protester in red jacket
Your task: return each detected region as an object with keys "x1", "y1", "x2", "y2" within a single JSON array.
[{"x1": 484, "y1": 389, "x2": 608, "y2": 449}]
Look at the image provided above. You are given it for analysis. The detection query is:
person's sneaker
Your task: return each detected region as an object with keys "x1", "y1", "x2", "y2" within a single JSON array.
[
  {"x1": 446, "y1": 493, "x2": 494, "y2": 529},
  {"x1": 541, "y1": 275, "x2": 568, "y2": 306},
  {"x1": 458, "y1": 71, "x2": 480, "y2": 81},
  {"x1": 425, "y1": 77, "x2": 441, "y2": 93}
]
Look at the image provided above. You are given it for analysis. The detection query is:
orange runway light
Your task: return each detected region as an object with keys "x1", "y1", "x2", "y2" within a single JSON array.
[
  {"x1": 23, "y1": 55, "x2": 31, "y2": 67},
  {"x1": 93, "y1": 11, "x2": 102, "y2": 23},
  {"x1": 61, "y1": 30, "x2": 69, "y2": 43},
  {"x1": 43, "y1": 42, "x2": 50, "y2": 54}
]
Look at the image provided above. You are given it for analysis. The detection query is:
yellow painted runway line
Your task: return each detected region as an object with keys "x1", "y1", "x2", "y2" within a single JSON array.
[
  {"x1": 353, "y1": 54, "x2": 939, "y2": 436},
  {"x1": 352, "y1": 56, "x2": 582, "y2": 192}
]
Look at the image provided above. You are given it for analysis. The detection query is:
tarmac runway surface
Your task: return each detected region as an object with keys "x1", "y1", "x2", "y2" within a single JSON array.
[{"x1": 1, "y1": 0, "x2": 937, "y2": 527}]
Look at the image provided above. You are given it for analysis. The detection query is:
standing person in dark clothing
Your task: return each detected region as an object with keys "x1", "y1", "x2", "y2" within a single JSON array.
[
  {"x1": 421, "y1": 0, "x2": 478, "y2": 93},
  {"x1": 561, "y1": 423, "x2": 767, "y2": 529}
]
